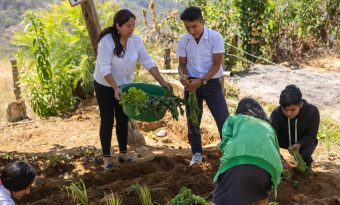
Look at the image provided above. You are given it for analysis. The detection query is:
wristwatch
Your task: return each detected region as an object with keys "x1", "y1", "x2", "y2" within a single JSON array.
[{"x1": 201, "y1": 78, "x2": 208, "y2": 86}]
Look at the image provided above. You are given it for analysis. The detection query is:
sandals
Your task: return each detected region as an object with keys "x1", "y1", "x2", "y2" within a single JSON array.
[{"x1": 118, "y1": 155, "x2": 136, "y2": 163}]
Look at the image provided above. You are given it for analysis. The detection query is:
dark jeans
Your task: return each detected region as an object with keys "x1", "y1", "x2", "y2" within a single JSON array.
[
  {"x1": 184, "y1": 78, "x2": 229, "y2": 154},
  {"x1": 94, "y1": 81, "x2": 129, "y2": 157}
]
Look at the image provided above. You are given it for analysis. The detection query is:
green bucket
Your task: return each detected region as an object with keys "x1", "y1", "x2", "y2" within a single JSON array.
[{"x1": 121, "y1": 82, "x2": 166, "y2": 122}]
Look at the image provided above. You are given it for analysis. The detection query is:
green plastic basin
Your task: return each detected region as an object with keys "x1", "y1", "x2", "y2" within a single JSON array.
[{"x1": 121, "y1": 83, "x2": 166, "y2": 122}]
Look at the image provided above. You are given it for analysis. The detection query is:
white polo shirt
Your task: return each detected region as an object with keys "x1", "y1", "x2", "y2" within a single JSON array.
[
  {"x1": 93, "y1": 34, "x2": 156, "y2": 87},
  {"x1": 0, "y1": 185, "x2": 15, "y2": 205},
  {"x1": 176, "y1": 27, "x2": 225, "y2": 79}
]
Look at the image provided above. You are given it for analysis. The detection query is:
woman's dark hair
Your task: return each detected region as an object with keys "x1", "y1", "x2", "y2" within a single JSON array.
[
  {"x1": 180, "y1": 6, "x2": 203, "y2": 21},
  {"x1": 236, "y1": 98, "x2": 269, "y2": 122},
  {"x1": 0, "y1": 161, "x2": 36, "y2": 192},
  {"x1": 98, "y1": 9, "x2": 136, "y2": 57},
  {"x1": 279, "y1": 84, "x2": 302, "y2": 107}
]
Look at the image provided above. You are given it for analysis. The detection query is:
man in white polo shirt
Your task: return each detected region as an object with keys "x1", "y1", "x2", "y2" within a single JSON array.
[{"x1": 176, "y1": 7, "x2": 229, "y2": 165}]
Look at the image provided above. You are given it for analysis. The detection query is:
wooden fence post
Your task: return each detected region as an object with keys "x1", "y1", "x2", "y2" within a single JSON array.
[
  {"x1": 10, "y1": 59, "x2": 21, "y2": 100},
  {"x1": 164, "y1": 48, "x2": 171, "y2": 70},
  {"x1": 81, "y1": 0, "x2": 101, "y2": 57}
]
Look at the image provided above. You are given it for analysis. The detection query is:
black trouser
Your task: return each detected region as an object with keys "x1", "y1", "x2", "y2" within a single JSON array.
[
  {"x1": 184, "y1": 78, "x2": 229, "y2": 154},
  {"x1": 94, "y1": 81, "x2": 129, "y2": 157}
]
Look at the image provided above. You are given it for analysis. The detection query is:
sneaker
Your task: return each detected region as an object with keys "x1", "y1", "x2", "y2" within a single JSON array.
[{"x1": 190, "y1": 153, "x2": 202, "y2": 166}]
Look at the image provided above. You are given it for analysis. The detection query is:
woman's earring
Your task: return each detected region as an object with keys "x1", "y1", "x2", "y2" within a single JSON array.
[{"x1": 118, "y1": 29, "x2": 120, "y2": 34}]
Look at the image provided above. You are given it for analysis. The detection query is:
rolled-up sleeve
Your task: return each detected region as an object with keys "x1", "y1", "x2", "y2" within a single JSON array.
[
  {"x1": 212, "y1": 33, "x2": 225, "y2": 54},
  {"x1": 176, "y1": 36, "x2": 187, "y2": 57},
  {"x1": 97, "y1": 37, "x2": 114, "y2": 77},
  {"x1": 137, "y1": 37, "x2": 156, "y2": 70}
]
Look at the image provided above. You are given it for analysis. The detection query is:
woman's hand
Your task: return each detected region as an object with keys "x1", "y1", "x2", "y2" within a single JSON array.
[
  {"x1": 160, "y1": 81, "x2": 173, "y2": 90},
  {"x1": 114, "y1": 87, "x2": 122, "y2": 101}
]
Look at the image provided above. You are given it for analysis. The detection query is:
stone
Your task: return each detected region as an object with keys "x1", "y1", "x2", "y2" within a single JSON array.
[{"x1": 6, "y1": 100, "x2": 28, "y2": 122}]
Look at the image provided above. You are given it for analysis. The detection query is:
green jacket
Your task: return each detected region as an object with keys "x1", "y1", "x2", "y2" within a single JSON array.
[{"x1": 214, "y1": 115, "x2": 283, "y2": 196}]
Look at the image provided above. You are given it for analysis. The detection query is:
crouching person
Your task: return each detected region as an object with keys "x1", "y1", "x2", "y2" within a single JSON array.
[
  {"x1": 211, "y1": 98, "x2": 283, "y2": 205},
  {"x1": 270, "y1": 84, "x2": 319, "y2": 173},
  {"x1": 0, "y1": 161, "x2": 36, "y2": 205}
]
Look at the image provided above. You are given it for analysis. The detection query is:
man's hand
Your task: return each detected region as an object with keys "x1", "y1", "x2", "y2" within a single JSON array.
[
  {"x1": 288, "y1": 143, "x2": 301, "y2": 155},
  {"x1": 186, "y1": 79, "x2": 202, "y2": 92}
]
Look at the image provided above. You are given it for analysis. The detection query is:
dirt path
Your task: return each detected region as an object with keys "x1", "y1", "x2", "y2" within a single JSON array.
[{"x1": 231, "y1": 64, "x2": 340, "y2": 120}]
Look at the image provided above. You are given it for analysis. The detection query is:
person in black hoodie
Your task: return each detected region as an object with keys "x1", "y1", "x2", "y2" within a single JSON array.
[{"x1": 270, "y1": 84, "x2": 320, "y2": 173}]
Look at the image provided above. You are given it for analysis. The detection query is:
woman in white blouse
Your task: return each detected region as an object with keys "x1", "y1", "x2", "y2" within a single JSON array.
[{"x1": 93, "y1": 9, "x2": 172, "y2": 170}]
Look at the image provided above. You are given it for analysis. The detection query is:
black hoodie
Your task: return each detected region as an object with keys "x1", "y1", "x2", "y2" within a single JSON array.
[{"x1": 270, "y1": 100, "x2": 320, "y2": 149}]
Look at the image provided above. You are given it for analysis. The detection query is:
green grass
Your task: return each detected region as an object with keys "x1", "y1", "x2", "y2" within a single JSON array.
[{"x1": 318, "y1": 115, "x2": 340, "y2": 147}]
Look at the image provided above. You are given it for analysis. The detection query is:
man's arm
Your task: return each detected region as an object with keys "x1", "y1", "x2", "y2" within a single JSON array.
[
  {"x1": 297, "y1": 107, "x2": 320, "y2": 147},
  {"x1": 202, "y1": 53, "x2": 224, "y2": 80}
]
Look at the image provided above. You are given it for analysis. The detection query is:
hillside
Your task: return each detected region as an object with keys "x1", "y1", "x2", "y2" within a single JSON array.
[{"x1": 0, "y1": 0, "x2": 182, "y2": 58}]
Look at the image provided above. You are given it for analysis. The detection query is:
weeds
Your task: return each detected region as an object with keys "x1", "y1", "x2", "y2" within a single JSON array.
[{"x1": 64, "y1": 180, "x2": 89, "y2": 205}]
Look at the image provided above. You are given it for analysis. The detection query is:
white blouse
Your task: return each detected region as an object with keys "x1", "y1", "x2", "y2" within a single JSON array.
[
  {"x1": 93, "y1": 34, "x2": 156, "y2": 87},
  {"x1": 0, "y1": 185, "x2": 15, "y2": 205}
]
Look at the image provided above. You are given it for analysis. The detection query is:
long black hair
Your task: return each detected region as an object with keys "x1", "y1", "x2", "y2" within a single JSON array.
[
  {"x1": 0, "y1": 161, "x2": 36, "y2": 192},
  {"x1": 98, "y1": 9, "x2": 136, "y2": 57},
  {"x1": 236, "y1": 98, "x2": 269, "y2": 122}
]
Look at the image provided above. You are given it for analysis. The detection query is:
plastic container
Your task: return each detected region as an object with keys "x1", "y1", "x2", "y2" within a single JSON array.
[{"x1": 121, "y1": 82, "x2": 166, "y2": 122}]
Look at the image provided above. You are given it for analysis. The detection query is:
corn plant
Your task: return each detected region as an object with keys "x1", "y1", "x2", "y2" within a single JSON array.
[
  {"x1": 64, "y1": 180, "x2": 89, "y2": 205},
  {"x1": 105, "y1": 193, "x2": 122, "y2": 205}
]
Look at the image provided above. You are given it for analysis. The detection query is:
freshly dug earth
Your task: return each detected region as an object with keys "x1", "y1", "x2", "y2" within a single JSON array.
[{"x1": 0, "y1": 100, "x2": 339, "y2": 205}]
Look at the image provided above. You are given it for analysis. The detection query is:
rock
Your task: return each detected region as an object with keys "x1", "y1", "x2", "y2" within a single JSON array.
[
  {"x1": 135, "y1": 121, "x2": 164, "y2": 132},
  {"x1": 156, "y1": 129, "x2": 167, "y2": 137},
  {"x1": 127, "y1": 121, "x2": 146, "y2": 146},
  {"x1": 6, "y1": 100, "x2": 28, "y2": 122}
]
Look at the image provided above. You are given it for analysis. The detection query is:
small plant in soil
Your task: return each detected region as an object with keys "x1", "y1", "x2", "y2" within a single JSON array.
[
  {"x1": 105, "y1": 193, "x2": 122, "y2": 205},
  {"x1": 47, "y1": 154, "x2": 72, "y2": 167},
  {"x1": 166, "y1": 187, "x2": 207, "y2": 205},
  {"x1": 64, "y1": 179, "x2": 89, "y2": 205},
  {"x1": 127, "y1": 183, "x2": 153, "y2": 205}
]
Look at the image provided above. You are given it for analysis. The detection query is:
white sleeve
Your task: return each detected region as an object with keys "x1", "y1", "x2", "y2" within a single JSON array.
[
  {"x1": 137, "y1": 37, "x2": 156, "y2": 70},
  {"x1": 97, "y1": 36, "x2": 114, "y2": 77},
  {"x1": 212, "y1": 33, "x2": 225, "y2": 54},
  {"x1": 176, "y1": 36, "x2": 187, "y2": 57}
]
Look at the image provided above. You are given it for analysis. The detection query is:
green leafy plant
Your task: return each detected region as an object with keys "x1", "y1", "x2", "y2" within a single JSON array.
[
  {"x1": 188, "y1": 92, "x2": 200, "y2": 126},
  {"x1": 64, "y1": 180, "x2": 89, "y2": 205},
  {"x1": 12, "y1": 1, "x2": 118, "y2": 117},
  {"x1": 166, "y1": 187, "x2": 207, "y2": 205},
  {"x1": 105, "y1": 193, "x2": 122, "y2": 205},
  {"x1": 120, "y1": 88, "x2": 185, "y2": 121},
  {"x1": 292, "y1": 150, "x2": 307, "y2": 173}
]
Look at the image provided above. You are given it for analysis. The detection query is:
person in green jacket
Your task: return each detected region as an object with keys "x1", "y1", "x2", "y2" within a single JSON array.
[{"x1": 210, "y1": 98, "x2": 283, "y2": 205}]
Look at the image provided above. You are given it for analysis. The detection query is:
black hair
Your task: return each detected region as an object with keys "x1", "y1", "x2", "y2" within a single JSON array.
[
  {"x1": 236, "y1": 98, "x2": 269, "y2": 122},
  {"x1": 279, "y1": 84, "x2": 302, "y2": 107},
  {"x1": 0, "y1": 161, "x2": 36, "y2": 192},
  {"x1": 98, "y1": 9, "x2": 136, "y2": 57},
  {"x1": 180, "y1": 7, "x2": 203, "y2": 21}
]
